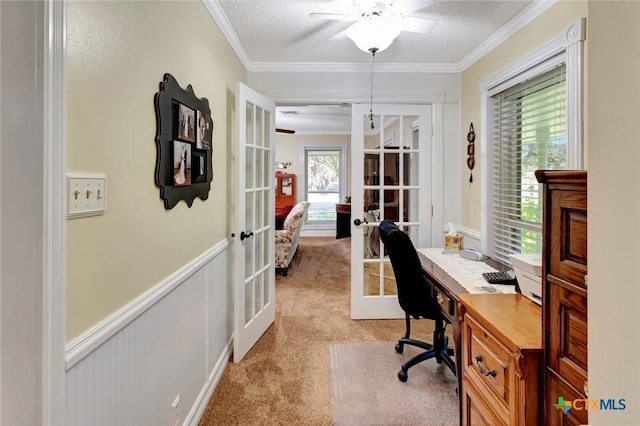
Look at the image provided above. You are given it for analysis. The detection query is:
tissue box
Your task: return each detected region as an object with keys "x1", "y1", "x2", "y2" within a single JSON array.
[{"x1": 444, "y1": 235, "x2": 463, "y2": 252}]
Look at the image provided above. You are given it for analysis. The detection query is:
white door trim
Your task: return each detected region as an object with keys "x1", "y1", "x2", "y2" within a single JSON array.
[{"x1": 43, "y1": 0, "x2": 67, "y2": 424}]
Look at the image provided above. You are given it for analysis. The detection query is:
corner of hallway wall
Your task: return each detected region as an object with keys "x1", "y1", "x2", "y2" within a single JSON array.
[
  {"x1": 66, "y1": 0, "x2": 246, "y2": 340},
  {"x1": 458, "y1": 0, "x2": 588, "y2": 234}
]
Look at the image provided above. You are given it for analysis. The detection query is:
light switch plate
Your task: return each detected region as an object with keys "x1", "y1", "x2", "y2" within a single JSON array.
[{"x1": 67, "y1": 173, "x2": 106, "y2": 219}]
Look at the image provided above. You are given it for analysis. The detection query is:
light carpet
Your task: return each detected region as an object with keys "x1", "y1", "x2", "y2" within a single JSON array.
[{"x1": 328, "y1": 342, "x2": 458, "y2": 426}]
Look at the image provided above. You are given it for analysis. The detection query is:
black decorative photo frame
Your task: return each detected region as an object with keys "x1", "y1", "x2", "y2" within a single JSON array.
[
  {"x1": 154, "y1": 73, "x2": 213, "y2": 209},
  {"x1": 192, "y1": 151, "x2": 207, "y2": 183}
]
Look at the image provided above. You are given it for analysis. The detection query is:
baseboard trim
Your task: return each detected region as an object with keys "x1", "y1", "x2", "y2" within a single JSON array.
[
  {"x1": 301, "y1": 229, "x2": 335, "y2": 237},
  {"x1": 186, "y1": 337, "x2": 233, "y2": 426},
  {"x1": 65, "y1": 239, "x2": 230, "y2": 370}
]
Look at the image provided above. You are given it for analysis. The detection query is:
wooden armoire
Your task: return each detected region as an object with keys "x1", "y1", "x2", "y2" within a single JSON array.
[
  {"x1": 536, "y1": 170, "x2": 588, "y2": 426},
  {"x1": 275, "y1": 172, "x2": 295, "y2": 211}
]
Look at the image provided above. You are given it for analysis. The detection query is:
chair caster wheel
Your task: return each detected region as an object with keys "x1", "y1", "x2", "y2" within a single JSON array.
[
  {"x1": 398, "y1": 369, "x2": 408, "y2": 382},
  {"x1": 395, "y1": 343, "x2": 403, "y2": 354}
]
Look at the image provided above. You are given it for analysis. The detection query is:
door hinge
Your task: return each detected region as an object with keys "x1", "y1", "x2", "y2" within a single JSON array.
[
  {"x1": 431, "y1": 205, "x2": 434, "y2": 217},
  {"x1": 430, "y1": 126, "x2": 434, "y2": 137}
]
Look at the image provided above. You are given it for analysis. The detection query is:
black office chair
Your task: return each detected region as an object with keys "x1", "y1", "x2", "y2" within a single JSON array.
[{"x1": 378, "y1": 219, "x2": 456, "y2": 382}]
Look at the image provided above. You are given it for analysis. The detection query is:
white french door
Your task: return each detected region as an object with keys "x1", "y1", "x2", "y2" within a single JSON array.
[
  {"x1": 350, "y1": 104, "x2": 433, "y2": 319},
  {"x1": 233, "y1": 82, "x2": 276, "y2": 362}
]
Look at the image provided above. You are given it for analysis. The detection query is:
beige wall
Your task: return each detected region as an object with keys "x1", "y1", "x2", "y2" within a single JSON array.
[
  {"x1": 587, "y1": 2, "x2": 640, "y2": 423},
  {"x1": 66, "y1": 1, "x2": 246, "y2": 340},
  {"x1": 275, "y1": 134, "x2": 351, "y2": 200},
  {"x1": 460, "y1": 1, "x2": 588, "y2": 231}
]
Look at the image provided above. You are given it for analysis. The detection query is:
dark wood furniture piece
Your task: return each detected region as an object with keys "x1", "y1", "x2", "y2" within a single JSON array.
[
  {"x1": 418, "y1": 252, "x2": 542, "y2": 425},
  {"x1": 335, "y1": 203, "x2": 351, "y2": 239},
  {"x1": 459, "y1": 294, "x2": 542, "y2": 425},
  {"x1": 364, "y1": 150, "x2": 410, "y2": 221},
  {"x1": 536, "y1": 170, "x2": 588, "y2": 426},
  {"x1": 275, "y1": 172, "x2": 295, "y2": 212}
]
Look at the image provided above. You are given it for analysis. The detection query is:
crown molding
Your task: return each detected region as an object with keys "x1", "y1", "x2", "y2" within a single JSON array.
[
  {"x1": 267, "y1": 90, "x2": 446, "y2": 104},
  {"x1": 247, "y1": 61, "x2": 460, "y2": 74},
  {"x1": 202, "y1": 0, "x2": 252, "y2": 69},
  {"x1": 204, "y1": 0, "x2": 556, "y2": 75},
  {"x1": 458, "y1": 0, "x2": 557, "y2": 72}
]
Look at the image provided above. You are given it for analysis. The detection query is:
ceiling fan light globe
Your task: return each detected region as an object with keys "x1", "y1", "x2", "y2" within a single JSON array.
[{"x1": 346, "y1": 18, "x2": 401, "y2": 53}]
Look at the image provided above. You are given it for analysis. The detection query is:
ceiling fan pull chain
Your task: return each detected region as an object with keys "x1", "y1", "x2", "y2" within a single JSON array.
[{"x1": 369, "y1": 47, "x2": 378, "y2": 130}]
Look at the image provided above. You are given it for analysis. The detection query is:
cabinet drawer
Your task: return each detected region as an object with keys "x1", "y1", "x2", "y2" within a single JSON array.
[
  {"x1": 463, "y1": 376, "x2": 508, "y2": 426},
  {"x1": 432, "y1": 284, "x2": 455, "y2": 320},
  {"x1": 463, "y1": 314, "x2": 511, "y2": 408}
]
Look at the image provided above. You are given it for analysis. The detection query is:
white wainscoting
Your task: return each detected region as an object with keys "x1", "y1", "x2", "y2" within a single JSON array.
[
  {"x1": 65, "y1": 240, "x2": 233, "y2": 426},
  {"x1": 457, "y1": 226, "x2": 482, "y2": 251}
]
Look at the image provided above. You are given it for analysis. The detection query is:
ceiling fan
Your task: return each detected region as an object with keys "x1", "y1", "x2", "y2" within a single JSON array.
[{"x1": 310, "y1": 0, "x2": 436, "y2": 52}]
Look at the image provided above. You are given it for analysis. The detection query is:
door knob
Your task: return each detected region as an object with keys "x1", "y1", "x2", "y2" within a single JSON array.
[
  {"x1": 240, "y1": 231, "x2": 254, "y2": 241},
  {"x1": 353, "y1": 218, "x2": 368, "y2": 226}
]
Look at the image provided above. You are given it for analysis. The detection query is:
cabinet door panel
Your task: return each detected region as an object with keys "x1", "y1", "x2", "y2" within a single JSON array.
[
  {"x1": 548, "y1": 190, "x2": 587, "y2": 287},
  {"x1": 546, "y1": 282, "x2": 587, "y2": 392},
  {"x1": 545, "y1": 371, "x2": 587, "y2": 426}
]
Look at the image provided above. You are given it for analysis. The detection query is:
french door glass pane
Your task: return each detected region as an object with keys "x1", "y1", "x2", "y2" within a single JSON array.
[
  {"x1": 256, "y1": 107, "x2": 263, "y2": 148},
  {"x1": 246, "y1": 147, "x2": 254, "y2": 189},
  {"x1": 244, "y1": 280, "x2": 253, "y2": 324},
  {"x1": 363, "y1": 262, "x2": 397, "y2": 296}
]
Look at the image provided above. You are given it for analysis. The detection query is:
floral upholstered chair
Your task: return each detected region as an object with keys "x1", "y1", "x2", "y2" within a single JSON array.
[{"x1": 275, "y1": 201, "x2": 310, "y2": 276}]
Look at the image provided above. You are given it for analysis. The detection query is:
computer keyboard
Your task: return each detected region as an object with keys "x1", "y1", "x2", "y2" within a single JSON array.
[{"x1": 482, "y1": 271, "x2": 518, "y2": 285}]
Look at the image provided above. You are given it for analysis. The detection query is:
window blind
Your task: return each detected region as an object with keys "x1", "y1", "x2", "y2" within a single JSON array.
[{"x1": 492, "y1": 64, "x2": 567, "y2": 264}]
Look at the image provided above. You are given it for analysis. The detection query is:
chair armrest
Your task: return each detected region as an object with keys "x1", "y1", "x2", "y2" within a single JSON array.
[{"x1": 275, "y1": 229, "x2": 293, "y2": 244}]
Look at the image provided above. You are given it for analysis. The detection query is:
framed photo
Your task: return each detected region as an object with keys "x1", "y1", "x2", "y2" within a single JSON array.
[
  {"x1": 154, "y1": 74, "x2": 214, "y2": 209},
  {"x1": 176, "y1": 102, "x2": 195, "y2": 142},
  {"x1": 173, "y1": 140, "x2": 191, "y2": 186},
  {"x1": 192, "y1": 151, "x2": 207, "y2": 183},
  {"x1": 196, "y1": 110, "x2": 212, "y2": 150}
]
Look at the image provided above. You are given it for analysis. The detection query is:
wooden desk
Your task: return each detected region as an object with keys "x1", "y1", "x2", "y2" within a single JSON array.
[{"x1": 417, "y1": 252, "x2": 542, "y2": 425}]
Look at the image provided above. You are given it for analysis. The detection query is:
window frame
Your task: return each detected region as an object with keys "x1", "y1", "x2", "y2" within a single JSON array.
[
  {"x1": 301, "y1": 143, "x2": 348, "y2": 226},
  {"x1": 480, "y1": 18, "x2": 586, "y2": 259}
]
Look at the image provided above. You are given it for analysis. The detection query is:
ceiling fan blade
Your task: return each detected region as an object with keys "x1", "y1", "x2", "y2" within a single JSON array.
[
  {"x1": 387, "y1": 0, "x2": 434, "y2": 16},
  {"x1": 309, "y1": 12, "x2": 358, "y2": 22},
  {"x1": 400, "y1": 16, "x2": 437, "y2": 35},
  {"x1": 328, "y1": 26, "x2": 352, "y2": 42}
]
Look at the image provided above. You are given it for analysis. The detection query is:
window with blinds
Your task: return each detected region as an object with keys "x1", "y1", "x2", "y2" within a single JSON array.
[{"x1": 491, "y1": 64, "x2": 567, "y2": 264}]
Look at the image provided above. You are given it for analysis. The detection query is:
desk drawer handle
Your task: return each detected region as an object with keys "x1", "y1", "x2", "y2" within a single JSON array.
[{"x1": 474, "y1": 354, "x2": 496, "y2": 377}]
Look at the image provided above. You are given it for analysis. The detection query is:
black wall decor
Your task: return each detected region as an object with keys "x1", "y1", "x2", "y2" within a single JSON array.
[
  {"x1": 154, "y1": 73, "x2": 213, "y2": 209},
  {"x1": 466, "y1": 122, "x2": 475, "y2": 183}
]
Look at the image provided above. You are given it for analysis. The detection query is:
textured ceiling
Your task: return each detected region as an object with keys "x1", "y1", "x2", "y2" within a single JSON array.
[
  {"x1": 217, "y1": 0, "x2": 534, "y2": 64},
  {"x1": 214, "y1": 0, "x2": 542, "y2": 133}
]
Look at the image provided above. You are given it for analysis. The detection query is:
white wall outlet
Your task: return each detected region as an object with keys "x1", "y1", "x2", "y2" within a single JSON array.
[
  {"x1": 171, "y1": 394, "x2": 180, "y2": 426},
  {"x1": 67, "y1": 173, "x2": 106, "y2": 219}
]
